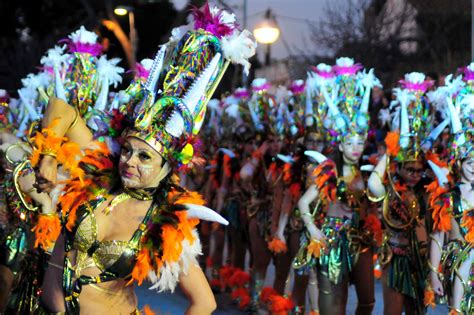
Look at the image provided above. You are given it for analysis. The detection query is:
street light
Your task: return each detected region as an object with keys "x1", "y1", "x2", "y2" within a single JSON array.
[
  {"x1": 114, "y1": 5, "x2": 137, "y2": 68},
  {"x1": 253, "y1": 9, "x2": 280, "y2": 65}
]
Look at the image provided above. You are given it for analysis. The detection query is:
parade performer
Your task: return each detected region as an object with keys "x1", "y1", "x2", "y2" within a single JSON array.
[
  {"x1": 27, "y1": 4, "x2": 256, "y2": 314},
  {"x1": 240, "y1": 78, "x2": 290, "y2": 312},
  {"x1": 298, "y1": 57, "x2": 381, "y2": 315},
  {"x1": 427, "y1": 65, "x2": 474, "y2": 315},
  {"x1": 266, "y1": 81, "x2": 315, "y2": 314},
  {"x1": 368, "y1": 72, "x2": 436, "y2": 314}
]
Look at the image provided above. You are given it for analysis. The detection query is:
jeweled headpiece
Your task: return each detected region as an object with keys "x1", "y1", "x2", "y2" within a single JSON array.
[
  {"x1": 121, "y1": 4, "x2": 256, "y2": 167},
  {"x1": 446, "y1": 63, "x2": 474, "y2": 161},
  {"x1": 319, "y1": 57, "x2": 381, "y2": 144},
  {"x1": 247, "y1": 78, "x2": 277, "y2": 135},
  {"x1": 386, "y1": 72, "x2": 433, "y2": 162},
  {"x1": 306, "y1": 63, "x2": 336, "y2": 141}
]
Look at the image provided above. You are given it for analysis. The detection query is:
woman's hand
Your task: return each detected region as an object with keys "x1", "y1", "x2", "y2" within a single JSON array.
[
  {"x1": 309, "y1": 227, "x2": 327, "y2": 244},
  {"x1": 19, "y1": 171, "x2": 54, "y2": 213},
  {"x1": 35, "y1": 155, "x2": 58, "y2": 192},
  {"x1": 430, "y1": 271, "x2": 444, "y2": 296}
]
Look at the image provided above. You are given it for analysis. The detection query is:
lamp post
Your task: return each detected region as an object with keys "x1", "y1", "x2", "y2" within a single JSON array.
[
  {"x1": 253, "y1": 8, "x2": 280, "y2": 66},
  {"x1": 114, "y1": 6, "x2": 137, "y2": 67}
]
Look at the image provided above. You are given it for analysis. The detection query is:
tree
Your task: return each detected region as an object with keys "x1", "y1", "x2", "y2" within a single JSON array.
[
  {"x1": 307, "y1": 0, "x2": 470, "y2": 86},
  {"x1": 0, "y1": 0, "x2": 209, "y2": 93}
]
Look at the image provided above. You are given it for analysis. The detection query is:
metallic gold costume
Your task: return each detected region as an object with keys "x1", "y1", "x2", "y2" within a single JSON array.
[
  {"x1": 439, "y1": 187, "x2": 474, "y2": 314},
  {"x1": 379, "y1": 180, "x2": 427, "y2": 314}
]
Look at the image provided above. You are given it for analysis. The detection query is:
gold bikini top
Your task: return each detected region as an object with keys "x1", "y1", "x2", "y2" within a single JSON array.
[{"x1": 72, "y1": 212, "x2": 138, "y2": 275}]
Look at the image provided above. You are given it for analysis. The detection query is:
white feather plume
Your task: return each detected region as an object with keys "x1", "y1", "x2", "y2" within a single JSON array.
[
  {"x1": 97, "y1": 56, "x2": 124, "y2": 88},
  {"x1": 139, "y1": 58, "x2": 153, "y2": 70},
  {"x1": 40, "y1": 45, "x2": 69, "y2": 68},
  {"x1": 148, "y1": 229, "x2": 201, "y2": 292},
  {"x1": 224, "y1": 103, "x2": 240, "y2": 119},
  {"x1": 221, "y1": 29, "x2": 257, "y2": 75},
  {"x1": 21, "y1": 72, "x2": 51, "y2": 90},
  {"x1": 68, "y1": 25, "x2": 98, "y2": 44}
]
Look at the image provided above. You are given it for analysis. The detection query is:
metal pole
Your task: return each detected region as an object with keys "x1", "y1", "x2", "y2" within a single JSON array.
[
  {"x1": 472, "y1": 0, "x2": 474, "y2": 61},
  {"x1": 242, "y1": 0, "x2": 248, "y2": 86},
  {"x1": 265, "y1": 44, "x2": 271, "y2": 66},
  {"x1": 129, "y1": 11, "x2": 137, "y2": 69}
]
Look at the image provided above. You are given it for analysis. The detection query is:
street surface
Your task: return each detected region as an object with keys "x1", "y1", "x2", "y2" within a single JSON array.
[{"x1": 137, "y1": 262, "x2": 448, "y2": 314}]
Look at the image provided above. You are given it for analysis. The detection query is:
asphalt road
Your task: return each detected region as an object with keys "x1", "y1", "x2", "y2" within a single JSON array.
[{"x1": 136, "y1": 262, "x2": 448, "y2": 314}]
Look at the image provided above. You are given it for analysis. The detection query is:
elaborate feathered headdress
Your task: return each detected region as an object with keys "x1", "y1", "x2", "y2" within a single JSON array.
[
  {"x1": 386, "y1": 72, "x2": 433, "y2": 162},
  {"x1": 318, "y1": 57, "x2": 381, "y2": 144},
  {"x1": 120, "y1": 4, "x2": 256, "y2": 167},
  {"x1": 305, "y1": 63, "x2": 336, "y2": 141},
  {"x1": 247, "y1": 78, "x2": 277, "y2": 135},
  {"x1": 445, "y1": 63, "x2": 474, "y2": 161},
  {"x1": 52, "y1": 26, "x2": 124, "y2": 117}
]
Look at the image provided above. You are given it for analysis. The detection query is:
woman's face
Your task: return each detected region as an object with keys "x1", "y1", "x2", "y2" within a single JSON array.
[
  {"x1": 267, "y1": 136, "x2": 282, "y2": 156},
  {"x1": 398, "y1": 161, "x2": 424, "y2": 187},
  {"x1": 118, "y1": 137, "x2": 164, "y2": 189},
  {"x1": 461, "y1": 156, "x2": 474, "y2": 183},
  {"x1": 339, "y1": 135, "x2": 365, "y2": 165}
]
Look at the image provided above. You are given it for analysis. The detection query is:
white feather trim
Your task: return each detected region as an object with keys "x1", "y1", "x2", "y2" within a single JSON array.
[
  {"x1": 221, "y1": 30, "x2": 256, "y2": 75},
  {"x1": 68, "y1": 25, "x2": 98, "y2": 44},
  {"x1": 335, "y1": 57, "x2": 354, "y2": 67},
  {"x1": 97, "y1": 56, "x2": 124, "y2": 88},
  {"x1": 40, "y1": 45, "x2": 69, "y2": 68},
  {"x1": 224, "y1": 103, "x2": 240, "y2": 119},
  {"x1": 21, "y1": 73, "x2": 51, "y2": 90},
  {"x1": 140, "y1": 58, "x2": 153, "y2": 70},
  {"x1": 404, "y1": 72, "x2": 426, "y2": 84},
  {"x1": 148, "y1": 229, "x2": 202, "y2": 292}
]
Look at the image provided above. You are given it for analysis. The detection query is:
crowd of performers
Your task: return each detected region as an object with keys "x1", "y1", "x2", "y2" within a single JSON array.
[
  {"x1": 0, "y1": 4, "x2": 257, "y2": 315},
  {"x1": 0, "y1": 5, "x2": 473, "y2": 315},
  {"x1": 184, "y1": 59, "x2": 473, "y2": 315}
]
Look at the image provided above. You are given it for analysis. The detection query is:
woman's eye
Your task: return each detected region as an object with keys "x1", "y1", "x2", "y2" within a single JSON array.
[
  {"x1": 121, "y1": 147, "x2": 131, "y2": 155},
  {"x1": 139, "y1": 152, "x2": 151, "y2": 161}
]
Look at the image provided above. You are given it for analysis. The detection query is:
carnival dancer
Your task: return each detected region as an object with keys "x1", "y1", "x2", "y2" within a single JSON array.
[
  {"x1": 368, "y1": 72, "x2": 436, "y2": 314},
  {"x1": 298, "y1": 57, "x2": 382, "y2": 315},
  {"x1": 219, "y1": 89, "x2": 255, "y2": 272},
  {"x1": 265, "y1": 80, "x2": 317, "y2": 314},
  {"x1": 427, "y1": 65, "x2": 474, "y2": 315},
  {"x1": 0, "y1": 52, "x2": 65, "y2": 313},
  {"x1": 209, "y1": 90, "x2": 255, "y2": 283},
  {"x1": 1, "y1": 26, "x2": 130, "y2": 313},
  {"x1": 239, "y1": 78, "x2": 289, "y2": 312},
  {"x1": 24, "y1": 4, "x2": 256, "y2": 314}
]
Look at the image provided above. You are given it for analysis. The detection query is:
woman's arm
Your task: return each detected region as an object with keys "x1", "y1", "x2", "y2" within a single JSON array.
[
  {"x1": 367, "y1": 154, "x2": 387, "y2": 198},
  {"x1": 41, "y1": 97, "x2": 93, "y2": 147},
  {"x1": 179, "y1": 264, "x2": 217, "y2": 315},
  {"x1": 240, "y1": 141, "x2": 268, "y2": 181},
  {"x1": 298, "y1": 184, "x2": 325, "y2": 241},
  {"x1": 274, "y1": 187, "x2": 292, "y2": 242},
  {"x1": 37, "y1": 98, "x2": 93, "y2": 191},
  {"x1": 429, "y1": 230, "x2": 445, "y2": 296}
]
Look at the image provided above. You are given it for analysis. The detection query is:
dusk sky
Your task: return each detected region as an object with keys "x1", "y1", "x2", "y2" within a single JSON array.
[
  {"x1": 172, "y1": 0, "x2": 331, "y2": 61},
  {"x1": 232, "y1": 0, "x2": 329, "y2": 61}
]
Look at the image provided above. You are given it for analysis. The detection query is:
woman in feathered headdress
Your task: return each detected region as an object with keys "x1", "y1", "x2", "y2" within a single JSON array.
[
  {"x1": 426, "y1": 65, "x2": 474, "y2": 315},
  {"x1": 23, "y1": 4, "x2": 256, "y2": 314},
  {"x1": 297, "y1": 57, "x2": 382, "y2": 314},
  {"x1": 367, "y1": 72, "x2": 437, "y2": 314}
]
